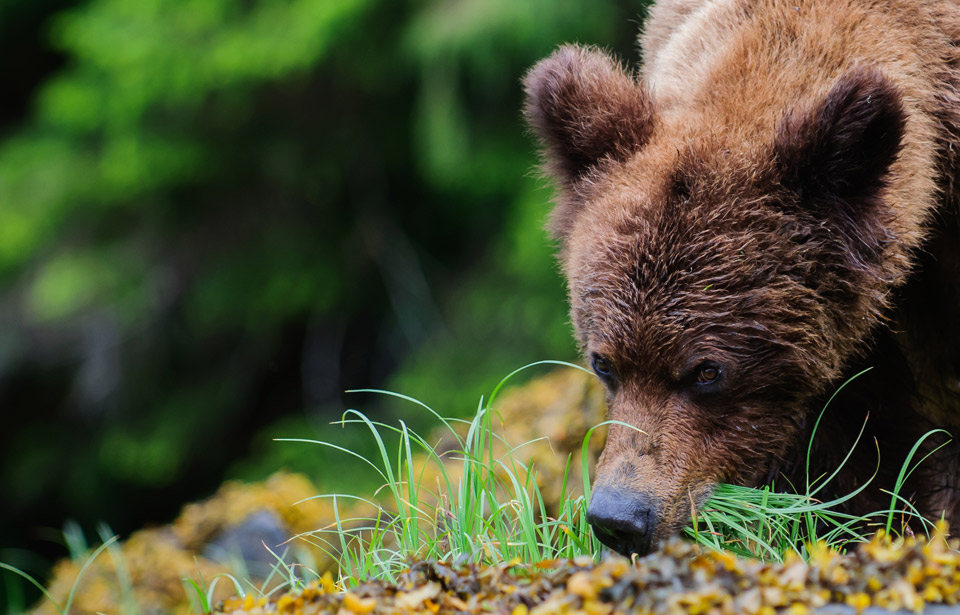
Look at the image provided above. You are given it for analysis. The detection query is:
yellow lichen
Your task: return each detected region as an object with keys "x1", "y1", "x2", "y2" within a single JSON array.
[
  {"x1": 342, "y1": 592, "x2": 376, "y2": 614},
  {"x1": 215, "y1": 524, "x2": 960, "y2": 615}
]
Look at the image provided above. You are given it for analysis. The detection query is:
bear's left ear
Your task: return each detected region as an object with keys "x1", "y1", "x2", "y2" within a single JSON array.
[
  {"x1": 524, "y1": 45, "x2": 655, "y2": 210},
  {"x1": 775, "y1": 67, "x2": 906, "y2": 214}
]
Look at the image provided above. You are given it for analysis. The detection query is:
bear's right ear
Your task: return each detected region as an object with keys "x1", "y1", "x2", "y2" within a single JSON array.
[{"x1": 524, "y1": 46, "x2": 655, "y2": 235}]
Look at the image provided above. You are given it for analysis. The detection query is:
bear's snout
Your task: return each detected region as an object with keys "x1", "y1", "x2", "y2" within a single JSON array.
[{"x1": 586, "y1": 487, "x2": 660, "y2": 556}]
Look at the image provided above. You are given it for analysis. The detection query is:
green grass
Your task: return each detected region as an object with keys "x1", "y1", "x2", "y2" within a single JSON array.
[
  {"x1": 281, "y1": 361, "x2": 602, "y2": 585},
  {"x1": 687, "y1": 368, "x2": 950, "y2": 561},
  {"x1": 687, "y1": 429, "x2": 949, "y2": 561}
]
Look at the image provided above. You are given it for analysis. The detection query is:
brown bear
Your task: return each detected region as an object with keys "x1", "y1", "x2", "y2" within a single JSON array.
[{"x1": 524, "y1": 0, "x2": 960, "y2": 556}]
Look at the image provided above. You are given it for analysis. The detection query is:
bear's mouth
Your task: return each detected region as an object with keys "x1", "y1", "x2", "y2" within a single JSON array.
[
  {"x1": 658, "y1": 482, "x2": 721, "y2": 545},
  {"x1": 593, "y1": 521, "x2": 656, "y2": 557}
]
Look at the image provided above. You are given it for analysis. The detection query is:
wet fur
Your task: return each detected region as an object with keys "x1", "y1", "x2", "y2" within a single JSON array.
[{"x1": 524, "y1": 0, "x2": 960, "y2": 546}]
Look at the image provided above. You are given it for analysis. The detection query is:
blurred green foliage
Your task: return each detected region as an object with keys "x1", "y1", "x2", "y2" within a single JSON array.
[{"x1": 0, "y1": 0, "x2": 648, "y2": 603}]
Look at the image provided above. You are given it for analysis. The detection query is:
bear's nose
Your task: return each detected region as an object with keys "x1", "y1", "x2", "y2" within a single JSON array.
[{"x1": 586, "y1": 487, "x2": 659, "y2": 556}]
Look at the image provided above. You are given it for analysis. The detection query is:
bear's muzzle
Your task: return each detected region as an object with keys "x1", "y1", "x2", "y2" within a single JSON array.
[{"x1": 586, "y1": 486, "x2": 661, "y2": 556}]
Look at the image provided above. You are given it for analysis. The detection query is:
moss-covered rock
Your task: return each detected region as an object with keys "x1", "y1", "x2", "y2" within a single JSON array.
[{"x1": 32, "y1": 472, "x2": 337, "y2": 615}]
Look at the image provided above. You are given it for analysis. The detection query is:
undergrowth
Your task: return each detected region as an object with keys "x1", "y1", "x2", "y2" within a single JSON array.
[
  {"x1": 280, "y1": 361, "x2": 603, "y2": 586},
  {"x1": 3, "y1": 362, "x2": 949, "y2": 613},
  {"x1": 282, "y1": 362, "x2": 948, "y2": 586}
]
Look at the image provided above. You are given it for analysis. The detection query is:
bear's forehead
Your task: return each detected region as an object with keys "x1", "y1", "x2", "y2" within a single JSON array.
[
  {"x1": 572, "y1": 190, "x2": 772, "y2": 298},
  {"x1": 567, "y1": 188, "x2": 788, "y2": 366},
  {"x1": 572, "y1": 216, "x2": 749, "y2": 333},
  {"x1": 563, "y1": 132, "x2": 794, "y2": 360}
]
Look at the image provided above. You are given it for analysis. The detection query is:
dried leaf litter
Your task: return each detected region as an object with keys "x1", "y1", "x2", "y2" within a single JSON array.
[{"x1": 218, "y1": 523, "x2": 960, "y2": 615}]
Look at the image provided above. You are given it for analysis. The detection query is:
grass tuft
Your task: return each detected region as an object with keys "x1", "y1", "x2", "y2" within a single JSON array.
[{"x1": 280, "y1": 361, "x2": 602, "y2": 585}]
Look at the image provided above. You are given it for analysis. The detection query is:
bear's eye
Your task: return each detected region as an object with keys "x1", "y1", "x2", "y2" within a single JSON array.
[
  {"x1": 591, "y1": 354, "x2": 616, "y2": 381},
  {"x1": 695, "y1": 363, "x2": 721, "y2": 385}
]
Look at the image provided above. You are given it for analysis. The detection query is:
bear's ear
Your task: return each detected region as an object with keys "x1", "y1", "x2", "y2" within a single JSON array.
[
  {"x1": 775, "y1": 67, "x2": 906, "y2": 213},
  {"x1": 524, "y1": 45, "x2": 655, "y2": 233}
]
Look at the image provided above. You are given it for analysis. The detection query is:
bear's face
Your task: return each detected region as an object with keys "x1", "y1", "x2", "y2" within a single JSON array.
[
  {"x1": 563, "y1": 152, "x2": 828, "y2": 553},
  {"x1": 524, "y1": 45, "x2": 906, "y2": 555}
]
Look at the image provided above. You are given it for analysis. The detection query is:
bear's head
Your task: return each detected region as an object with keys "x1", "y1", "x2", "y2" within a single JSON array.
[{"x1": 524, "y1": 45, "x2": 906, "y2": 555}]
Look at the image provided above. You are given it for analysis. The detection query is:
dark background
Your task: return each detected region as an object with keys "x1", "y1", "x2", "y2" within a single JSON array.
[{"x1": 0, "y1": 0, "x2": 648, "y2": 609}]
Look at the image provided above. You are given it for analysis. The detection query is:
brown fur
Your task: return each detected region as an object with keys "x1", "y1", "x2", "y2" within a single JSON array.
[{"x1": 524, "y1": 0, "x2": 960, "y2": 549}]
